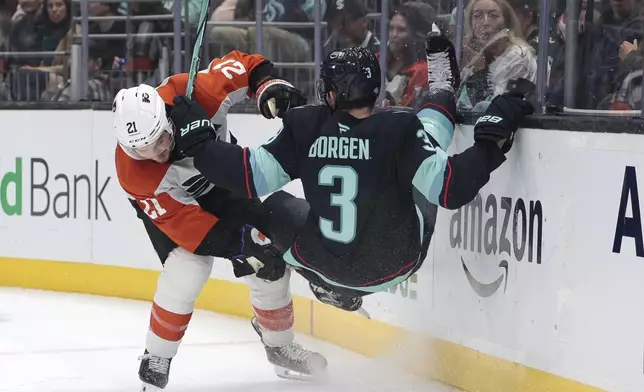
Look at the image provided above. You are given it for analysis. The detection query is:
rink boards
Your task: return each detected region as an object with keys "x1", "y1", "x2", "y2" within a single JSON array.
[{"x1": 1, "y1": 110, "x2": 643, "y2": 391}]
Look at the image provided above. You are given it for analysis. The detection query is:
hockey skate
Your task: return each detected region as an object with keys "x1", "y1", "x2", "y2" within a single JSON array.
[
  {"x1": 309, "y1": 281, "x2": 371, "y2": 318},
  {"x1": 425, "y1": 31, "x2": 460, "y2": 93},
  {"x1": 251, "y1": 316, "x2": 329, "y2": 382},
  {"x1": 138, "y1": 350, "x2": 172, "y2": 391}
]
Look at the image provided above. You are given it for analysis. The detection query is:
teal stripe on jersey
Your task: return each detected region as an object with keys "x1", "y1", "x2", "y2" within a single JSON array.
[
  {"x1": 283, "y1": 248, "x2": 417, "y2": 293},
  {"x1": 412, "y1": 148, "x2": 449, "y2": 205},
  {"x1": 249, "y1": 147, "x2": 292, "y2": 197},
  {"x1": 417, "y1": 107, "x2": 454, "y2": 151}
]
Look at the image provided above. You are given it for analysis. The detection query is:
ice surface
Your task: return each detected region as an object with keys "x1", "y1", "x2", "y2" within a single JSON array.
[{"x1": 0, "y1": 287, "x2": 458, "y2": 392}]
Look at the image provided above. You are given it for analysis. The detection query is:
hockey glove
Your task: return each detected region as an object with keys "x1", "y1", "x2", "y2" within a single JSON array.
[
  {"x1": 232, "y1": 225, "x2": 286, "y2": 282},
  {"x1": 169, "y1": 96, "x2": 219, "y2": 159},
  {"x1": 256, "y1": 79, "x2": 307, "y2": 119},
  {"x1": 473, "y1": 80, "x2": 535, "y2": 153}
]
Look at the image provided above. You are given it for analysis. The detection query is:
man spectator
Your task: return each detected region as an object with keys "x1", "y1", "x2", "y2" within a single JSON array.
[
  {"x1": 324, "y1": 0, "x2": 379, "y2": 54},
  {"x1": 49, "y1": 40, "x2": 112, "y2": 102}
]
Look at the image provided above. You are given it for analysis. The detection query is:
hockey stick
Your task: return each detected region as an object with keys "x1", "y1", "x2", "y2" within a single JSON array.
[{"x1": 185, "y1": 0, "x2": 212, "y2": 99}]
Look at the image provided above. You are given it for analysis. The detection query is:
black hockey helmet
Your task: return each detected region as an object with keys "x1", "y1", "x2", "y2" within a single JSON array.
[{"x1": 316, "y1": 47, "x2": 381, "y2": 110}]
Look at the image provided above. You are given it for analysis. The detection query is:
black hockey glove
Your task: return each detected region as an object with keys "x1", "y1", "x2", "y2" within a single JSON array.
[
  {"x1": 256, "y1": 79, "x2": 307, "y2": 119},
  {"x1": 169, "y1": 96, "x2": 219, "y2": 159},
  {"x1": 231, "y1": 225, "x2": 286, "y2": 282},
  {"x1": 473, "y1": 79, "x2": 535, "y2": 153}
]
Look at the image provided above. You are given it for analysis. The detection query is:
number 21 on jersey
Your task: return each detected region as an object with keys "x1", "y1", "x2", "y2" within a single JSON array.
[
  {"x1": 318, "y1": 165, "x2": 358, "y2": 244},
  {"x1": 141, "y1": 198, "x2": 167, "y2": 219}
]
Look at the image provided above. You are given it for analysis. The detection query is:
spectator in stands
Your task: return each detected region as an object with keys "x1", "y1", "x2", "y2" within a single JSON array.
[
  {"x1": 324, "y1": 0, "x2": 380, "y2": 55},
  {"x1": 14, "y1": 0, "x2": 70, "y2": 100},
  {"x1": 10, "y1": 0, "x2": 26, "y2": 22},
  {"x1": 381, "y1": 2, "x2": 435, "y2": 108},
  {"x1": 9, "y1": 0, "x2": 43, "y2": 67},
  {"x1": 116, "y1": 1, "x2": 172, "y2": 73},
  {"x1": 576, "y1": 0, "x2": 642, "y2": 109},
  {"x1": 87, "y1": 2, "x2": 126, "y2": 70},
  {"x1": 511, "y1": 0, "x2": 538, "y2": 50},
  {"x1": 545, "y1": 0, "x2": 602, "y2": 109},
  {"x1": 607, "y1": 6, "x2": 644, "y2": 110},
  {"x1": 457, "y1": 0, "x2": 536, "y2": 111},
  {"x1": 209, "y1": 0, "x2": 317, "y2": 64},
  {"x1": 15, "y1": 0, "x2": 70, "y2": 70},
  {"x1": 0, "y1": 0, "x2": 14, "y2": 71},
  {"x1": 49, "y1": 39, "x2": 112, "y2": 102},
  {"x1": 38, "y1": 0, "x2": 70, "y2": 65}
]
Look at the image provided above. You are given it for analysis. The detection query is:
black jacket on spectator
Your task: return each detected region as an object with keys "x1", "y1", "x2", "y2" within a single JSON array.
[
  {"x1": 9, "y1": 11, "x2": 41, "y2": 66},
  {"x1": 577, "y1": 8, "x2": 643, "y2": 109},
  {"x1": 88, "y1": 19, "x2": 126, "y2": 70},
  {"x1": 39, "y1": 17, "x2": 69, "y2": 66}
]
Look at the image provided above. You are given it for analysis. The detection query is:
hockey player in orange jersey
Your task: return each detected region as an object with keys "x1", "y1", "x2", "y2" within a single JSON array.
[{"x1": 112, "y1": 51, "x2": 327, "y2": 391}]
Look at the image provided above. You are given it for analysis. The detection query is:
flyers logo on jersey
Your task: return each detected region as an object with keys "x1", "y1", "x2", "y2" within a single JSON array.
[{"x1": 180, "y1": 119, "x2": 214, "y2": 137}]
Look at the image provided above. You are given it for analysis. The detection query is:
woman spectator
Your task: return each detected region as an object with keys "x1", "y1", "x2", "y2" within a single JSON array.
[
  {"x1": 381, "y1": 2, "x2": 435, "y2": 108},
  {"x1": 17, "y1": 0, "x2": 71, "y2": 100},
  {"x1": 39, "y1": 0, "x2": 70, "y2": 66},
  {"x1": 458, "y1": 0, "x2": 536, "y2": 111}
]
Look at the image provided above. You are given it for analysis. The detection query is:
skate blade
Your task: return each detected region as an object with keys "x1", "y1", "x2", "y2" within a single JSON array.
[
  {"x1": 140, "y1": 382, "x2": 162, "y2": 391},
  {"x1": 356, "y1": 307, "x2": 371, "y2": 319},
  {"x1": 274, "y1": 365, "x2": 330, "y2": 383}
]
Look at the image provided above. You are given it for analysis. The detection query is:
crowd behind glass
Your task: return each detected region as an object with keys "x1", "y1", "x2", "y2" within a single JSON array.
[{"x1": 0, "y1": 0, "x2": 641, "y2": 115}]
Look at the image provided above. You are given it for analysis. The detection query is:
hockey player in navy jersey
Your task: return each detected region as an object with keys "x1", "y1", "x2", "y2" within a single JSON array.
[{"x1": 167, "y1": 33, "x2": 535, "y2": 312}]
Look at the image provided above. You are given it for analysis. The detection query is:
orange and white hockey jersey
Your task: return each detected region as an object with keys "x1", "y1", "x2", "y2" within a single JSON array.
[{"x1": 115, "y1": 51, "x2": 268, "y2": 253}]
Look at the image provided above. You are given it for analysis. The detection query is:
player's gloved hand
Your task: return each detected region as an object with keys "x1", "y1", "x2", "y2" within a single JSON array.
[
  {"x1": 169, "y1": 96, "x2": 218, "y2": 159},
  {"x1": 256, "y1": 79, "x2": 307, "y2": 119},
  {"x1": 473, "y1": 79, "x2": 535, "y2": 153},
  {"x1": 232, "y1": 225, "x2": 286, "y2": 282}
]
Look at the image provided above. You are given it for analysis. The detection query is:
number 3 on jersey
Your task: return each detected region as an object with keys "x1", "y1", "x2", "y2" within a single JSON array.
[{"x1": 318, "y1": 165, "x2": 358, "y2": 244}]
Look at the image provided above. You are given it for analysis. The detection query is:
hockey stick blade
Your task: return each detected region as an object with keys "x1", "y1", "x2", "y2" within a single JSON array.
[{"x1": 185, "y1": 0, "x2": 212, "y2": 98}]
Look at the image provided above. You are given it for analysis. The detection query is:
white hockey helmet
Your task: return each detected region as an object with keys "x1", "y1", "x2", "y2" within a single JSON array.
[{"x1": 112, "y1": 84, "x2": 174, "y2": 160}]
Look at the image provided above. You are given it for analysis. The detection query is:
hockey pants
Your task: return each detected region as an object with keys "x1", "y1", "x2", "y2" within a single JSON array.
[
  {"x1": 262, "y1": 191, "x2": 376, "y2": 299},
  {"x1": 146, "y1": 247, "x2": 295, "y2": 358}
]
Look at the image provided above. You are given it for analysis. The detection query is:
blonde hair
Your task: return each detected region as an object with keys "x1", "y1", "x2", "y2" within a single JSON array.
[{"x1": 462, "y1": 0, "x2": 526, "y2": 52}]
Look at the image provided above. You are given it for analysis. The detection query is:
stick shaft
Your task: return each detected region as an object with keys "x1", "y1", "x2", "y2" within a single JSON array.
[{"x1": 186, "y1": 0, "x2": 211, "y2": 98}]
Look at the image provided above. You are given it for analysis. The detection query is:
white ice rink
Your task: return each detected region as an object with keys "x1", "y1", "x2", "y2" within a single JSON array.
[{"x1": 0, "y1": 288, "x2": 457, "y2": 392}]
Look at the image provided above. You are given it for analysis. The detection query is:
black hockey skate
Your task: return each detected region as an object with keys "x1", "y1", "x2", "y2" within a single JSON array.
[
  {"x1": 425, "y1": 31, "x2": 460, "y2": 93},
  {"x1": 309, "y1": 281, "x2": 363, "y2": 312},
  {"x1": 138, "y1": 350, "x2": 172, "y2": 391},
  {"x1": 251, "y1": 317, "x2": 329, "y2": 382}
]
